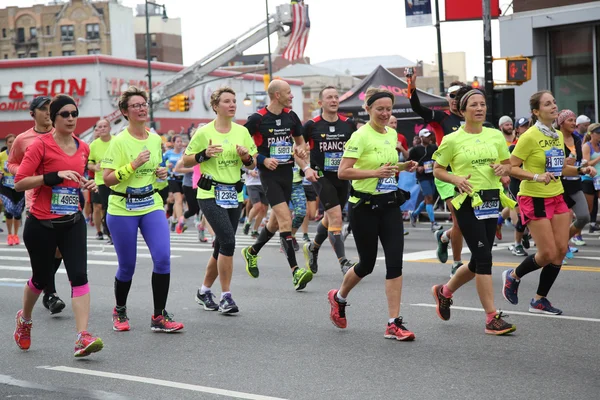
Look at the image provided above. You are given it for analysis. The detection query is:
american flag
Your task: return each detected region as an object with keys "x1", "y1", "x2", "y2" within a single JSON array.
[{"x1": 282, "y1": 2, "x2": 310, "y2": 62}]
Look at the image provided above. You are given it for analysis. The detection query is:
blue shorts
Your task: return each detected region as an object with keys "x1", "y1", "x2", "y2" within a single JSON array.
[{"x1": 419, "y1": 179, "x2": 435, "y2": 197}]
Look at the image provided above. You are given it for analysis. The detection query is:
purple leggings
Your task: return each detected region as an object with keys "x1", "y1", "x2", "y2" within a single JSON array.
[{"x1": 107, "y1": 210, "x2": 170, "y2": 282}]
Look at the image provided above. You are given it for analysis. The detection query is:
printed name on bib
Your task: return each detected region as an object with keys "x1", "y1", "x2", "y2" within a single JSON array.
[{"x1": 125, "y1": 184, "x2": 155, "y2": 211}]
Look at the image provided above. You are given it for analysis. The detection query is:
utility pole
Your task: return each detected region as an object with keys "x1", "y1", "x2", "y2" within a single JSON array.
[
  {"x1": 434, "y1": 0, "x2": 445, "y2": 96},
  {"x1": 482, "y1": 0, "x2": 494, "y2": 123},
  {"x1": 265, "y1": 0, "x2": 273, "y2": 80}
]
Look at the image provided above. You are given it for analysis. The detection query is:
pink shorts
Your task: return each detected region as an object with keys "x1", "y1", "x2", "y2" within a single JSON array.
[{"x1": 518, "y1": 195, "x2": 568, "y2": 225}]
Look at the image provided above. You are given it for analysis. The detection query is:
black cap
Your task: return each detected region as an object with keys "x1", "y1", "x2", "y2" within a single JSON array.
[
  {"x1": 516, "y1": 117, "x2": 529, "y2": 128},
  {"x1": 29, "y1": 96, "x2": 51, "y2": 111}
]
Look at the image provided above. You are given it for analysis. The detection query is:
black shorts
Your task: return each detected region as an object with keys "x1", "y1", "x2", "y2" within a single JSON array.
[
  {"x1": 91, "y1": 184, "x2": 110, "y2": 210},
  {"x1": 247, "y1": 184, "x2": 268, "y2": 205},
  {"x1": 312, "y1": 172, "x2": 349, "y2": 211},
  {"x1": 259, "y1": 166, "x2": 293, "y2": 207},
  {"x1": 303, "y1": 184, "x2": 317, "y2": 202},
  {"x1": 168, "y1": 179, "x2": 184, "y2": 194},
  {"x1": 0, "y1": 184, "x2": 24, "y2": 204},
  {"x1": 582, "y1": 180, "x2": 596, "y2": 195}
]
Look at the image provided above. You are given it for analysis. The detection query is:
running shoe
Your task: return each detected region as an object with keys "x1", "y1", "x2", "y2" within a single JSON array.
[
  {"x1": 195, "y1": 289, "x2": 219, "y2": 311},
  {"x1": 565, "y1": 249, "x2": 574, "y2": 259},
  {"x1": 502, "y1": 269, "x2": 520, "y2": 305},
  {"x1": 43, "y1": 293, "x2": 66, "y2": 315},
  {"x1": 569, "y1": 245, "x2": 578, "y2": 254},
  {"x1": 170, "y1": 221, "x2": 176, "y2": 232},
  {"x1": 435, "y1": 230, "x2": 449, "y2": 264},
  {"x1": 484, "y1": 312, "x2": 516, "y2": 335},
  {"x1": 7, "y1": 234, "x2": 14, "y2": 246},
  {"x1": 404, "y1": 230, "x2": 409, "y2": 236},
  {"x1": 112, "y1": 307, "x2": 130, "y2": 331},
  {"x1": 522, "y1": 233, "x2": 531, "y2": 249},
  {"x1": 340, "y1": 259, "x2": 356, "y2": 276},
  {"x1": 251, "y1": 230, "x2": 259, "y2": 239},
  {"x1": 95, "y1": 232, "x2": 104, "y2": 240},
  {"x1": 241, "y1": 246, "x2": 259, "y2": 278},
  {"x1": 341, "y1": 225, "x2": 351, "y2": 242},
  {"x1": 302, "y1": 242, "x2": 319, "y2": 274},
  {"x1": 175, "y1": 219, "x2": 186, "y2": 234},
  {"x1": 243, "y1": 223, "x2": 251, "y2": 235},
  {"x1": 14, "y1": 310, "x2": 32, "y2": 350},
  {"x1": 151, "y1": 311, "x2": 184, "y2": 332},
  {"x1": 292, "y1": 237, "x2": 299, "y2": 252},
  {"x1": 495, "y1": 224, "x2": 503, "y2": 240},
  {"x1": 107, "y1": 235, "x2": 113, "y2": 245},
  {"x1": 410, "y1": 212, "x2": 417, "y2": 227},
  {"x1": 303, "y1": 233, "x2": 310, "y2": 242},
  {"x1": 239, "y1": 216, "x2": 246, "y2": 225},
  {"x1": 74, "y1": 331, "x2": 104, "y2": 357},
  {"x1": 431, "y1": 285, "x2": 452, "y2": 321},
  {"x1": 13, "y1": 235, "x2": 20, "y2": 245},
  {"x1": 511, "y1": 244, "x2": 528, "y2": 257},
  {"x1": 431, "y1": 222, "x2": 443, "y2": 232},
  {"x1": 589, "y1": 223, "x2": 600, "y2": 233},
  {"x1": 292, "y1": 267, "x2": 313, "y2": 291},
  {"x1": 218, "y1": 294, "x2": 239, "y2": 314},
  {"x1": 529, "y1": 297, "x2": 563, "y2": 315},
  {"x1": 384, "y1": 317, "x2": 415, "y2": 341},
  {"x1": 198, "y1": 227, "x2": 208, "y2": 243},
  {"x1": 570, "y1": 236, "x2": 586, "y2": 246},
  {"x1": 327, "y1": 289, "x2": 347, "y2": 329},
  {"x1": 450, "y1": 261, "x2": 463, "y2": 278}
]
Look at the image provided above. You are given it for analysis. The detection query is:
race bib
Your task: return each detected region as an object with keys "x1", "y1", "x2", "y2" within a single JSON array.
[
  {"x1": 474, "y1": 200, "x2": 500, "y2": 220},
  {"x1": 324, "y1": 152, "x2": 343, "y2": 172},
  {"x1": 215, "y1": 184, "x2": 238, "y2": 209},
  {"x1": 594, "y1": 176, "x2": 600, "y2": 191},
  {"x1": 269, "y1": 141, "x2": 293, "y2": 163},
  {"x1": 50, "y1": 186, "x2": 79, "y2": 215},
  {"x1": 376, "y1": 177, "x2": 397, "y2": 193},
  {"x1": 3, "y1": 160, "x2": 8, "y2": 173},
  {"x1": 125, "y1": 184, "x2": 155, "y2": 211},
  {"x1": 2, "y1": 175, "x2": 14, "y2": 189},
  {"x1": 423, "y1": 161, "x2": 434, "y2": 174},
  {"x1": 545, "y1": 147, "x2": 564, "y2": 177}
]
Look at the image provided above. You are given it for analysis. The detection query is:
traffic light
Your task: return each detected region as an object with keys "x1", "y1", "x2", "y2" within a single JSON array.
[
  {"x1": 263, "y1": 74, "x2": 270, "y2": 91},
  {"x1": 168, "y1": 96, "x2": 178, "y2": 112},
  {"x1": 177, "y1": 94, "x2": 189, "y2": 112},
  {"x1": 506, "y1": 57, "x2": 531, "y2": 83}
]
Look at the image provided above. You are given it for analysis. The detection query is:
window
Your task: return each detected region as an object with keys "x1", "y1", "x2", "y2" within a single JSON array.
[
  {"x1": 46, "y1": 25, "x2": 50, "y2": 35},
  {"x1": 30, "y1": 52, "x2": 37, "y2": 58},
  {"x1": 4, "y1": 54, "x2": 8, "y2": 59},
  {"x1": 48, "y1": 51, "x2": 52, "y2": 57},
  {"x1": 2, "y1": 28, "x2": 5, "y2": 38},
  {"x1": 151, "y1": 55, "x2": 158, "y2": 61},
  {"x1": 62, "y1": 50, "x2": 75, "y2": 56},
  {"x1": 18, "y1": 53, "x2": 26, "y2": 58},
  {"x1": 30, "y1": 27, "x2": 37, "y2": 39},
  {"x1": 61, "y1": 25, "x2": 74, "y2": 41},
  {"x1": 86, "y1": 24, "x2": 99, "y2": 40},
  {"x1": 151, "y1": 33, "x2": 157, "y2": 47},
  {"x1": 88, "y1": 49, "x2": 101, "y2": 55},
  {"x1": 17, "y1": 28, "x2": 25, "y2": 43}
]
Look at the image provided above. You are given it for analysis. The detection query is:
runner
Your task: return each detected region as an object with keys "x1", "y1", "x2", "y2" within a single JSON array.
[
  {"x1": 301, "y1": 171, "x2": 318, "y2": 242},
  {"x1": 240, "y1": 79, "x2": 315, "y2": 291},
  {"x1": 408, "y1": 76, "x2": 465, "y2": 275},
  {"x1": 183, "y1": 87, "x2": 257, "y2": 314},
  {"x1": 430, "y1": 86, "x2": 517, "y2": 335},
  {"x1": 174, "y1": 157, "x2": 198, "y2": 233},
  {"x1": 498, "y1": 115, "x2": 515, "y2": 145},
  {"x1": 574, "y1": 115, "x2": 591, "y2": 141},
  {"x1": 408, "y1": 128, "x2": 440, "y2": 232},
  {"x1": 13, "y1": 94, "x2": 103, "y2": 357},
  {"x1": 300, "y1": 86, "x2": 357, "y2": 275},
  {"x1": 8, "y1": 96, "x2": 66, "y2": 315},
  {"x1": 327, "y1": 87, "x2": 418, "y2": 340},
  {"x1": 582, "y1": 123, "x2": 600, "y2": 235},
  {"x1": 388, "y1": 115, "x2": 409, "y2": 160},
  {"x1": 242, "y1": 167, "x2": 268, "y2": 238},
  {"x1": 164, "y1": 135, "x2": 186, "y2": 233},
  {"x1": 289, "y1": 161, "x2": 306, "y2": 251},
  {"x1": 0, "y1": 135, "x2": 25, "y2": 245},
  {"x1": 88, "y1": 119, "x2": 113, "y2": 244},
  {"x1": 502, "y1": 91, "x2": 596, "y2": 315},
  {"x1": 103, "y1": 86, "x2": 184, "y2": 332}
]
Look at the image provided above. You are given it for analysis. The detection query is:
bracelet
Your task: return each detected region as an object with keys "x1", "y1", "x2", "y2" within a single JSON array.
[
  {"x1": 302, "y1": 165, "x2": 311, "y2": 172},
  {"x1": 115, "y1": 163, "x2": 135, "y2": 182},
  {"x1": 242, "y1": 155, "x2": 253, "y2": 167},
  {"x1": 577, "y1": 166, "x2": 585, "y2": 175},
  {"x1": 43, "y1": 171, "x2": 63, "y2": 186},
  {"x1": 532, "y1": 174, "x2": 539, "y2": 182},
  {"x1": 194, "y1": 150, "x2": 210, "y2": 164}
]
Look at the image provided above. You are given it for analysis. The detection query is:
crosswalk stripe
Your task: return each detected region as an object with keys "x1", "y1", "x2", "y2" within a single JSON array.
[
  {"x1": 0, "y1": 256, "x2": 118, "y2": 266},
  {"x1": 0, "y1": 265, "x2": 66, "y2": 273},
  {"x1": 0, "y1": 247, "x2": 182, "y2": 259}
]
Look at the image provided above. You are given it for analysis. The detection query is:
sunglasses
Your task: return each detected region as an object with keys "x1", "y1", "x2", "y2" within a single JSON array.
[
  {"x1": 57, "y1": 110, "x2": 79, "y2": 118},
  {"x1": 448, "y1": 93, "x2": 458, "y2": 99}
]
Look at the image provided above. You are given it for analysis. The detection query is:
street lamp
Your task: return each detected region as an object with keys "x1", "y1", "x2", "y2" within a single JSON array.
[
  {"x1": 243, "y1": 95, "x2": 252, "y2": 107},
  {"x1": 145, "y1": 0, "x2": 168, "y2": 129}
]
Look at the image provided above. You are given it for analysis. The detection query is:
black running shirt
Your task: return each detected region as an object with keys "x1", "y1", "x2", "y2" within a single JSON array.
[
  {"x1": 244, "y1": 107, "x2": 303, "y2": 167},
  {"x1": 303, "y1": 114, "x2": 357, "y2": 173}
]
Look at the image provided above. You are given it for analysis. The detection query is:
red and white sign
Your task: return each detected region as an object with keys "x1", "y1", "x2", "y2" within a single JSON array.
[{"x1": 6, "y1": 78, "x2": 88, "y2": 100}]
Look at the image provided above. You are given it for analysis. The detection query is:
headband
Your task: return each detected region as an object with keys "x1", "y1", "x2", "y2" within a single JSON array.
[
  {"x1": 557, "y1": 109, "x2": 575, "y2": 127},
  {"x1": 366, "y1": 92, "x2": 394, "y2": 107},
  {"x1": 459, "y1": 89, "x2": 484, "y2": 111},
  {"x1": 50, "y1": 96, "x2": 78, "y2": 123}
]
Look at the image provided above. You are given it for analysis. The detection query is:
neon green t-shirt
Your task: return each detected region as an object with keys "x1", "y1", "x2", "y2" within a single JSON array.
[
  {"x1": 0, "y1": 150, "x2": 14, "y2": 188},
  {"x1": 88, "y1": 137, "x2": 112, "y2": 186},
  {"x1": 185, "y1": 121, "x2": 257, "y2": 201},
  {"x1": 343, "y1": 124, "x2": 398, "y2": 204},
  {"x1": 102, "y1": 128, "x2": 164, "y2": 216},
  {"x1": 433, "y1": 126, "x2": 510, "y2": 192},
  {"x1": 511, "y1": 126, "x2": 565, "y2": 198}
]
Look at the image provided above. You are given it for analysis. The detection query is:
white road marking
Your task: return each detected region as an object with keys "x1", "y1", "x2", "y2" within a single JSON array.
[
  {"x1": 0, "y1": 256, "x2": 118, "y2": 266},
  {"x1": 410, "y1": 303, "x2": 600, "y2": 322},
  {"x1": 0, "y1": 278, "x2": 28, "y2": 282},
  {"x1": 86, "y1": 243, "x2": 214, "y2": 253},
  {"x1": 40, "y1": 366, "x2": 288, "y2": 400},
  {"x1": 378, "y1": 243, "x2": 512, "y2": 261},
  {"x1": 0, "y1": 265, "x2": 66, "y2": 273}
]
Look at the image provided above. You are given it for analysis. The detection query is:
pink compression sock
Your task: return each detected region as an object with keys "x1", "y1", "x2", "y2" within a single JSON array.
[
  {"x1": 486, "y1": 311, "x2": 497, "y2": 324},
  {"x1": 441, "y1": 284, "x2": 454, "y2": 298}
]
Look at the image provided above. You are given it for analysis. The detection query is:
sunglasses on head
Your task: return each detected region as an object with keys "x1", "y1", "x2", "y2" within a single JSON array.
[{"x1": 57, "y1": 110, "x2": 79, "y2": 118}]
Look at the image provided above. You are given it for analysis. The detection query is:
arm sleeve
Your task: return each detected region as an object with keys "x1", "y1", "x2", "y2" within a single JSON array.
[
  {"x1": 343, "y1": 132, "x2": 363, "y2": 159},
  {"x1": 409, "y1": 89, "x2": 447, "y2": 124},
  {"x1": 290, "y1": 111, "x2": 304, "y2": 137},
  {"x1": 14, "y1": 139, "x2": 43, "y2": 183},
  {"x1": 101, "y1": 139, "x2": 123, "y2": 170},
  {"x1": 432, "y1": 135, "x2": 453, "y2": 167},
  {"x1": 7, "y1": 136, "x2": 24, "y2": 175}
]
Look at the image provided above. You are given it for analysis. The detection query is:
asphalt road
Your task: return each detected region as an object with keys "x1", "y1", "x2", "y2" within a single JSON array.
[{"x1": 0, "y1": 218, "x2": 598, "y2": 400}]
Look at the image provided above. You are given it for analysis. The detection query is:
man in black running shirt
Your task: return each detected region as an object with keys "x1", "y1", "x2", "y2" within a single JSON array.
[{"x1": 240, "y1": 80, "x2": 316, "y2": 291}]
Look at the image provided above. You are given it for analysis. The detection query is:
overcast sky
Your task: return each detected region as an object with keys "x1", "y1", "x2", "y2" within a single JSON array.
[{"x1": 3, "y1": 0, "x2": 513, "y2": 79}]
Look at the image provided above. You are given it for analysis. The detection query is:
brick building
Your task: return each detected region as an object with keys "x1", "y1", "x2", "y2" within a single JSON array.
[{"x1": 134, "y1": 3, "x2": 183, "y2": 64}]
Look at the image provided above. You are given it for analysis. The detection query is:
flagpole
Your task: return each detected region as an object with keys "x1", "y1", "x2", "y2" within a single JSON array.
[{"x1": 265, "y1": 0, "x2": 273, "y2": 80}]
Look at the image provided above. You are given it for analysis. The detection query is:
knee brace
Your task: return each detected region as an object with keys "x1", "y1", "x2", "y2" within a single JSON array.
[
  {"x1": 292, "y1": 215, "x2": 304, "y2": 229},
  {"x1": 353, "y1": 260, "x2": 375, "y2": 278}
]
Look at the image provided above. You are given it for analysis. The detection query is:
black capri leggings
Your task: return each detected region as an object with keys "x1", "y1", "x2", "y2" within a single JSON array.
[
  {"x1": 454, "y1": 202, "x2": 496, "y2": 275},
  {"x1": 350, "y1": 203, "x2": 404, "y2": 280},
  {"x1": 198, "y1": 199, "x2": 243, "y2": 258},
  {"x1": 183, "y1": 185, "x2": 200, "y2": 219},
  {"x1": 23, "y1": 212, "x2": 88, "y2": 294}
]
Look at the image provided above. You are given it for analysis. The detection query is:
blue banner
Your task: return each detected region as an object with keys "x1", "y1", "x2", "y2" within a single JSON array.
[{"x1": 405, "y1": 0, "x2": 432, "y2": 28}]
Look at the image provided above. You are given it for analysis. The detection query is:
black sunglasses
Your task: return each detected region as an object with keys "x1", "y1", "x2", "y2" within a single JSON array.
[
  {"x1": 57, "y1": 110, "x2": 79, "y2": 118},
  {"x1": 448, "y1": 93, "x2": 458, "y2": 99}
]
